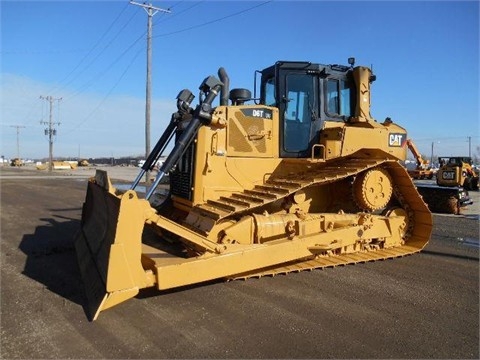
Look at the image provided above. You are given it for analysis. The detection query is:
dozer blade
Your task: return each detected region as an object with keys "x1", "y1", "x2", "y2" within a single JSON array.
[{"x1": 75, "y1": 171, "x2": 154, "y2": 321}]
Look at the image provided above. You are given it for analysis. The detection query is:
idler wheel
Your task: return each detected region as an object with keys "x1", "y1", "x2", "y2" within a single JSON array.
[{"x1": 353, "y1": 167, "x2": 393, "y2": 211}]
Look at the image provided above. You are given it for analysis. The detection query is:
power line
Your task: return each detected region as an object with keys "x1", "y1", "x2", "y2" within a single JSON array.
[
  {"x1": 4, "y1": 3, "x2": 148, "y2": 151},
  {"x1": 153, "y1": 1, "x2": 203, "y2": 26},
  {"x1": 63, "y1": 28, "x2": 147, "y2": 102},
  {"x1": 20, "y1": 0, "x2": 273, "y2": 142},
  {"x1": 14, "y1": 98, "x2": 42, "y2": 127},
  {"x1": 5, "y1": 3, "x2": 143, "y2": 134},
  {"x1": 62, "y1": 31, "x2": 153, "y2": 131},
  {"x1": 50, "y1": 3, "x2": 139, "y2": 97},
  {"x1": 153, "y1": 1, "x2": 272, "y2": 38},
  {"x1": 55, "y1": 0, "x2": 273, "y2": 139},
  {"x1": 0, "y1": 48, "x2": 89, "y2": 55},
  {"x1": 411, "y1": 136, "x2": 480, "y2": 144},
  {"x1": 64, "y1": 46, "x2": 145, "y2": 134}
]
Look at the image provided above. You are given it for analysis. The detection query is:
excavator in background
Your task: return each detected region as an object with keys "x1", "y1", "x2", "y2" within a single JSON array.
[
  {"x1": 436, "y1": 156, "x2": 479, "y2": 191},
  {"x1": 75, "y1": 58, "x2": 433, "y2": 321},
  {"x1": 405, "y1": 139, "x2": 435, "y2": 180}
]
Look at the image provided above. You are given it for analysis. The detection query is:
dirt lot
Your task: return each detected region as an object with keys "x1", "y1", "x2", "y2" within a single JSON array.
[{"x1": 1, "y1": 165, "x2": 479, "y2": 359}]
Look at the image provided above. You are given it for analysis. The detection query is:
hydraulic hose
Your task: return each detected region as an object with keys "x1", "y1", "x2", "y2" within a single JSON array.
[
  {"x1": 145, "y1": 79, "x2": 223, "y2": 200},
  {"x1": 131, "y1": 117, "x2": 177, "y2": 190}
]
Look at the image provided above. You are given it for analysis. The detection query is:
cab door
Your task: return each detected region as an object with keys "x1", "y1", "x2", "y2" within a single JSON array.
[{"x1": 279, "y1": 72, "x2": 320, "y2": 158}]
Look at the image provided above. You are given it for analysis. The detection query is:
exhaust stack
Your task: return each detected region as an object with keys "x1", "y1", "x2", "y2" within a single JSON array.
[{"x1": 218, "y1": 67, "x2": 230, "y2": 106}]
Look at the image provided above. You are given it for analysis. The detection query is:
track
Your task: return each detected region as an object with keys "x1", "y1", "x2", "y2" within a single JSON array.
[
  {"x1": 230, "y1": 244, "x2": 423, "y2": 279},
  {"x1": 187, "y1": 157, "x2": 432, "y2": 277}
]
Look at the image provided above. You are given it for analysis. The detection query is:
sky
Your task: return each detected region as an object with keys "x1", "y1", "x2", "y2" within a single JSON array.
[{"x1": 1, "y1": 0, "x2": 479, "y2": 161}]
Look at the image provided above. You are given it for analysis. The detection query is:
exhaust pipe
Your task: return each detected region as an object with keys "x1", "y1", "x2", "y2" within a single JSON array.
[{"x1": 218, "y1": 67, "x2": 229, "y2": 106}]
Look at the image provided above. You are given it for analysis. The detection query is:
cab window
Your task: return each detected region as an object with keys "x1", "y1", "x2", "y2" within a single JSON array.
[
  {"x1": 264, "y1": 78, "x2": 276, "y2": 106},
  {"x1": 326, "y1": 79, "x2": 353, "y2": 117}
]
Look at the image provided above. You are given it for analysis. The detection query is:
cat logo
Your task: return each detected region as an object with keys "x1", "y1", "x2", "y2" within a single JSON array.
[
  {"x1": 442, "y1": 171, "x2": 456, "y2": 180},
  {"x1": 389, "y1": 133, "x2": 406, "y2": 147}
]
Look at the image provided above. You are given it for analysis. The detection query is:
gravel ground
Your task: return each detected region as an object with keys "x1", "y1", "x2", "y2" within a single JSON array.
[{"x1": 0, "y1": 165, "x2": 478, "y2": 359}]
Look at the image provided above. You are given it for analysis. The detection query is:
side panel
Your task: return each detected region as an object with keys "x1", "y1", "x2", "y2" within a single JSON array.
[
  {"x1": 189, "y1": 105, "x2": 280, "y2": 205},
  {"x1": 226, "y1": 106, "x2": 278, "y2": 158},
  {"x1": 319, "y1": 122, "x2": 407, "y2": 161}
]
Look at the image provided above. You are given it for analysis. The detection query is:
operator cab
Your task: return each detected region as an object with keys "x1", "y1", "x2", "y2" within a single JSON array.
[
  {"x1": 439, "y1": 156, "x2": 473, "y2": 167},
  {"x1": 260, "y1": 61, "x2": 356, "y2": 158}
]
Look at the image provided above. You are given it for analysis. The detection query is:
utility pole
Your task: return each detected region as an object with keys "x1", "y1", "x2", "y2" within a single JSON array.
[
  {"x1": 40, "y1": 95, "x2": 62, "y2": 172},
  {"x1": 430, "y1": 141, "x2": 434, "y2": 165},
  {"x1": 468, "y1": 136, "x2": 471, "y2": 157},
  {"x1": 130, "y1": 1, "x2": 170, "y2": 183},
  {"x1": 10, "y1": 125, "x2": 26, "y2": 159},
  {"x1": 430, "y1": 141, "x2": 440, "y2": 166}
]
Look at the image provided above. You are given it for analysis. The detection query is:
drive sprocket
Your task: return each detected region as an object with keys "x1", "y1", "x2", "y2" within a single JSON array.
[{"x1": 353, "y1": 167, "x2": 393, "y2": 211}]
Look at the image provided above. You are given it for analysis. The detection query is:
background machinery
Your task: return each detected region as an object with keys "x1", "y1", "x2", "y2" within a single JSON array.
[
  {"x1": 78, "y1": 159, "x2": 90, "y2": 167},
  {"x1": 36, "y1": 161, "x2": 77, "y2": 170},
  {"x1": 415, "y1": 184, "x2": 472, "y2": 214},
  {"x1": 404, "y1": 141, "x2": 473, "y2": 214},
  {"x1": 405, "y1": 139, "x2": 435, "y2": 180},
  {"x1": 10, "y1": 158, "x2": 24, "y2": 167},
  {"x1": 75, "y1": 59, "x2": 432, "y2": 320},
  {"x1": 437, "y1": 156, "x2": 479, "y2": 190}
]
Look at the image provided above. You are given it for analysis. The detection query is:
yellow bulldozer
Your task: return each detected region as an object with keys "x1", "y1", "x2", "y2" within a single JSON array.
[
  {"x1": 75, "y1": 59, "x2": 432, "y2": 320},
  {"x1": 10, "y1": 158, "x2": 24, "y2": 167},
  {"x1": 78, "y1": 159, "x2": 90, "y2": 167}
]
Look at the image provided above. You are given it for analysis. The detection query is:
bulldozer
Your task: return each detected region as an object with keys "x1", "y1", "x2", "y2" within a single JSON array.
[
  {"x1": 437, "y1": 156, "x2": 479, "y2": 191},
  {"x1": 78, "y1": 159, "x2": 90, "y2": 167},
  {"x1": 75, "y1": 58, "x2": 432, "y2": 320},
  {"x1": 10, "y1": 158, "x2": 24, "y2": 167}
]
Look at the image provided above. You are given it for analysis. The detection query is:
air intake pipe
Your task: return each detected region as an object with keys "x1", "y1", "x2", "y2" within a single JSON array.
[{"x1": 218, "y1": 67, "x2": 230, "y2": 106}]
